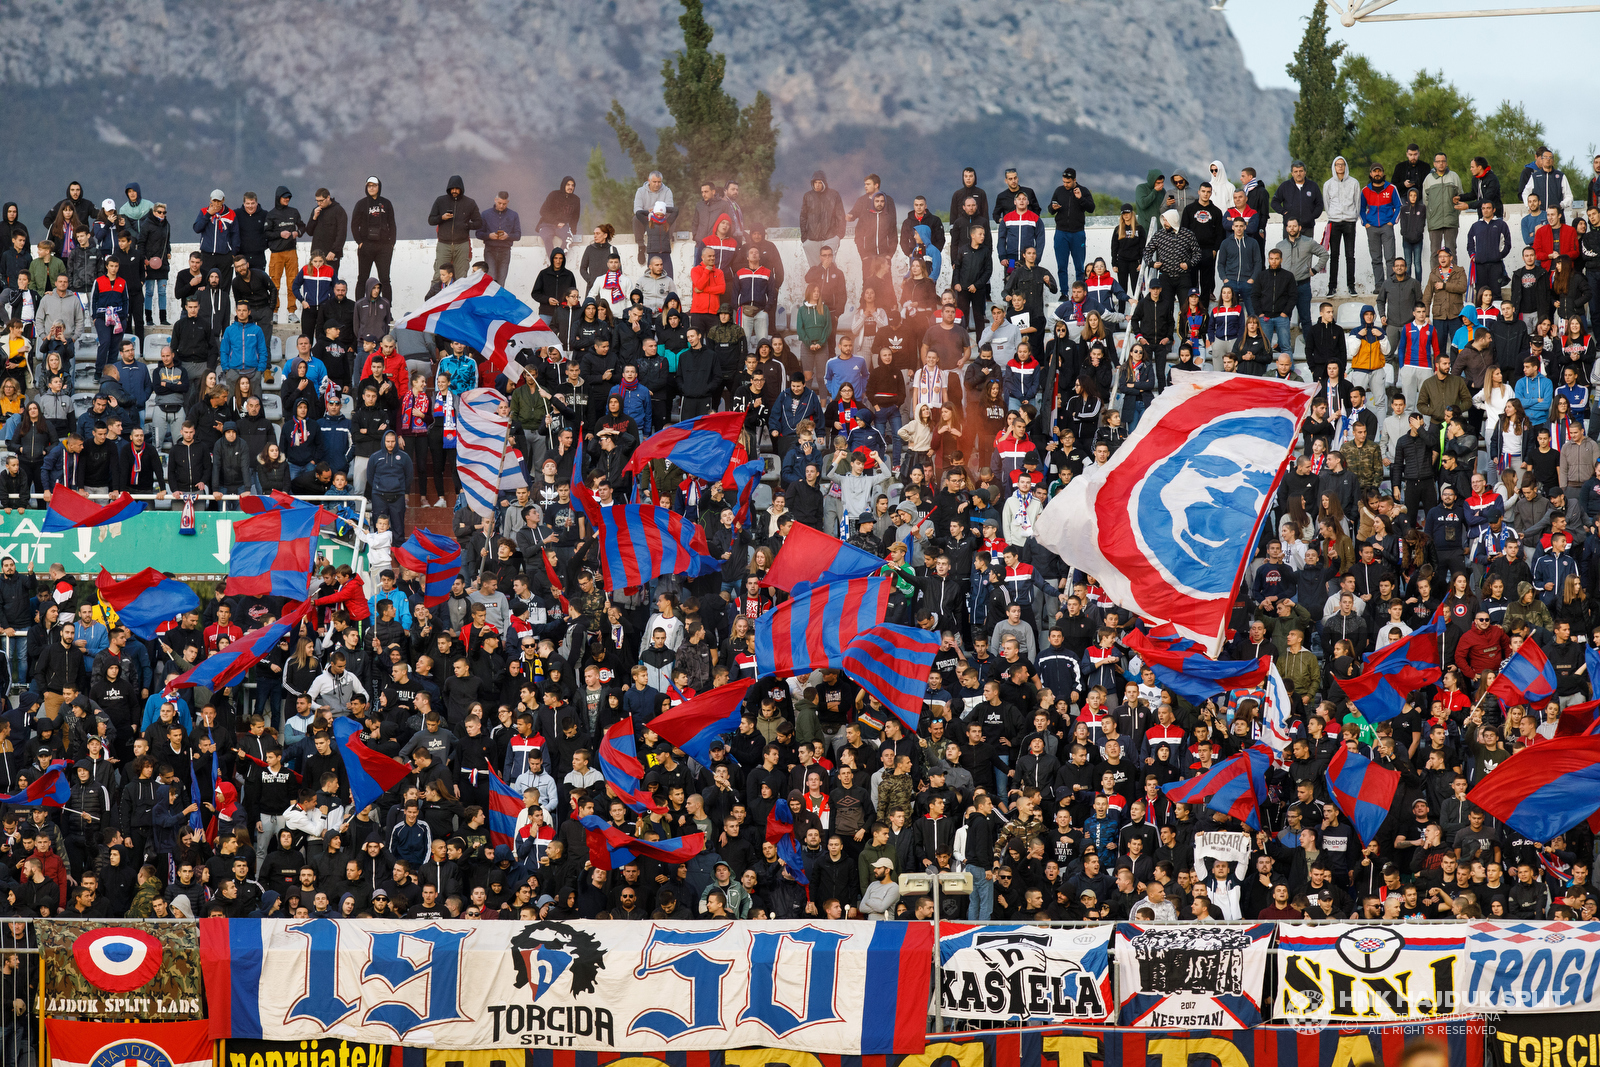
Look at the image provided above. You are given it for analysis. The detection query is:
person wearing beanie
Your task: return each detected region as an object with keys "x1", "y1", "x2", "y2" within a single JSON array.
[{"x1": 351, "y1": 176, "x2": 396, "y2": 301}]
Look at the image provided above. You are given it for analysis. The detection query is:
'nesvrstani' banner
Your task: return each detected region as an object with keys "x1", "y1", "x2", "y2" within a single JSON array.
[
  {"x1": 1114, "y1": 923, "x2": 1275, "y2": 1028},
  {"x1": 1465, "y1": 921, "x2": 1600, "y2": 1012},
  {"x1": 199, "y1": 918, "x2": 932, "y2": 1055},
  {"x1": 216, "y1": 1017, "x2": 1488, "y2": 1067},
  {"x1": 937, "y1": 923, "x2": 1113, "y2": 1025},
  {"x1": 1276, "y1": 923, "x2": 1469, "y2": 1022}
]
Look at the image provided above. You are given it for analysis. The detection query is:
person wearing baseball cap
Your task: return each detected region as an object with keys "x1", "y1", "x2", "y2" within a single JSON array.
[
  {"x1": 1048, "y1": 167, "x2": 1093, "y2": 286},
  {"x1": 195, "y1": 188, "x2": 238, "y2": 276}
]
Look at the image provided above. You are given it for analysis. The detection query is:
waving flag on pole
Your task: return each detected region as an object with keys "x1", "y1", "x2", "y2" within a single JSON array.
[
  {"x1": 0, "y1": 766, "x2": 71, "y2": 808},
  {"x1": 330, "y1": 716, "x2": 409, "y2": 815},
  {"x1": 1162, "y1": 744, "x2": 1272, "y2": 830},
  {"x1": 1325, "y1": 744, "x2": 1401, "y2": 844},
  {"x1": 237, "y1": 490, "x2": 311, "y2": 514},
  {"x1": 1122, "y1": 629, "x2": 1271, "y2": 702},
  {"x1": 761, "y1": 521, "x2": 885, "y2": 595},
  {"x1": 485, "y1": 764, "x2": 527, "y2": 851},
  {"x1": 840, "y1": 623, "x2": 940, "y2": 730},
  {"x1": 570, "y1": 435, "x2": 601, "y2": 525},
  {"x1": 456, "y1": 387, "x2": 513, "y2": 518},
  {"x1": 42, "y1": 485, "x2": 144, "y2": 534},
  {"x1": 396, "y1": 272, "x2": 558, "y2": 382},
  {"x1": 625, "y1": 411, "x2": 746, "y2": 479},
  {"x1": 1488, "y1": 637, "x2": 1559, "y2": 709},
  {"x1": 1556, "y1": 697, "x2": 1600, "y2": 738},
  {"x1": 766, "y1": 798, "x2": 809, "y2": 885},
  {"x1": 754, "y1": 577, "x2": 893, "y2": 678},
  {"x1": 391, "y1": 530, "x2": 463, "y2": 606},
  {"x1": 95, "y1": 568, "x2": 199, "y2": 640},
  {"x1": 591, "y1": 505, "x2": 721, "y2": 591},
  {"x1": 597, "y1": 718, "x2": 667, "y2": 815},
  {"x1": 227, "y1": 504, "x2": 334, "y2": 598},
  {"x1": 1468, "y1": 735, "x2": 1600, "y2": 841},
  {"x1": 578, "y1": 814, "x2": 705, "y2": 870},
  {"x1": 650, "y1": 678, "x2": 758, "y2": 768},
  {"x1": 1258, "y1": 661, "x2": 1296, "y2": 761},
  {"x1": 1341, "y1": 623, "x2": 1445, "y2": 723},
  {"x1": 163, "y1": 599, "x2": 316, "y2": 694},
  {"x1": 1034, "y1": 374, "x2": 1318, "y2": 657},
  {"x1": 730, "y1": 459, "x2": 766, "y2": 529}
]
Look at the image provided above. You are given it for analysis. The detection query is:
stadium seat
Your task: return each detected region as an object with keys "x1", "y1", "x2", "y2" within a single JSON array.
[
  {"x1": 262, "y1": 394, "x2": 283, "y2": 421},
  {"x1": 270, "y1": 335, "x2": 284, "y2": 362}
]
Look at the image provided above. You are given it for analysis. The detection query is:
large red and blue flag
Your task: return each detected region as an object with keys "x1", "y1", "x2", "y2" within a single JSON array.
[
  {"x1": 456, "y1": 387, "x2": 514, "y2": 519},
  {"x1": 762, "y1": 522, "x2": 884, "y2": 595},
  {"x1": 42, "y1": 485, "x2": 144, "y2": 534},
  {"x1": 1556, "y1": 697, "x2": 1600, "y2": 737},
  {"x1": 484, "y1": 763, "x2": 527, "y2": 851},
  {"x1": 227, "y1": 504, "x2": 334, "y2": 599},
  {"x1": 95, "y1": 567, "x2": 199, "y2": 640},
  {"x1": 163, "y1": 599, "x2": 316, "y2": 694},
  {"x1": 840, "y1": 623, "x2": 940, "y2": 730},
  {"x1": 570, "y1": 434, "x2": 601, "y2": 525},
  {"x1": 396, "y1": 272, "x2": 556, "y2": 382},
  {"x1": 625, "y1": 410, "x2": 745, "y2": 480},
  {"x1": 754, "y1": 577, "x2": 893, "y2": 678},
  {"x1": 577, "y1": 814, "x2": 705, "y2": 870},
  {"x1": 391, "y1": 529, "x2": 463, "y2": 606},
  {"x1": 330, "y1": 716, "x2": 409, "y2": 815},
  {"x1": 766, "y1": 797, "x2": 809, "y2": 885},
  {"x1": 729, "y1": 459, "x2": 766, "y2": 529},
  {"x1": 1341, "y1": 622, "x2": 1445, "y2": 723},
  {"x1": 649, "y1": 677, "x2": 758, "y2": 768},
  {"x1": 1033, "y1": 374, "x2": 1318, "y2": 657},
  {"x1": 1162, "y1": 743, "x2": 1272, "y2": 830},
  {"x1": 597, "y1": 717, "x2": 666, "y2": 815},
  {"x1": 0, "y1": 766, "x2": 71, "y2": 808},
  {"x1": 1488, "y1": 636, "x2": 1559, "y2": 709},
  {"x1": 1468, "y1": 735, "x2": 1600, "y2": 841},
  {"x1": 236, "y1": 490, "x2": 309, "y2": 514},
  {"x1": 1325, "y1": 743, "x2": 1401, "y2": 843},
  {"x1": 1123, "y1": 628, "x2": 1270, "y2": 702},
  {"x1": 591, "y1": 504, "x2": 720, "y2": 592}
]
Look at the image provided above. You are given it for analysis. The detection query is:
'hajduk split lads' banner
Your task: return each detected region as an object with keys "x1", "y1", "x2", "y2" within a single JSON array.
[{"x1": 199, "y1": 918, "x2": 932, "y2": 1054}]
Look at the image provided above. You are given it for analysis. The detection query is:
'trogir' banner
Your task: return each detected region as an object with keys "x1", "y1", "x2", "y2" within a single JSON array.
[{"x1": 198, "y1": 918, "x2": 932, "y2": 1054}]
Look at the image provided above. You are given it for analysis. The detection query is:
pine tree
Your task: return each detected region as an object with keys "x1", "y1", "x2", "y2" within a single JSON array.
[
  {"x1": 1285, "y1": 0, "x2": 1348, "y2": 180},
  {"x1": 591, "y1": 0, "x2": 782, "y2": 229}
]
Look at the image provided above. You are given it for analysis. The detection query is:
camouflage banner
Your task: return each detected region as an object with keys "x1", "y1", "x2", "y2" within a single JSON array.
[{"x1": 38, "y1": 920, "x2": 203, "y2": 1019}]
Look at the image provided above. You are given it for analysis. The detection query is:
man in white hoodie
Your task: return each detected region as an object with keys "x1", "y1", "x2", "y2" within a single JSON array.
[{"x1": 1323, "y1": 156, "x2": 1361, "y2": 297}]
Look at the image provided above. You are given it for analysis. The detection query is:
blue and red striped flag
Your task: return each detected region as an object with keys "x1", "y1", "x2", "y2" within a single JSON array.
[
  {"x1": 227, "y1": 504, "x2": 334, "y2": 599},
  {"x1": 163, "y1": 599, "x2": 316, "y2": 694},
  {"x1": 766, "y1": 797, "x2": 809, "y2": 885},
  {"x1": 95, "y1": 567, "x2": 199, "y2": 640},
  {"x1": 42, "y1": 485, "x2": 144, "y2": 534},
  {"x1": 1469, "y1": 735, "x2": 1600, "y2": 841},
  {"x1": 597, "y1": 717, "x2": 666, "y2": 815},
  {"x1": 1488, "y1": 636, "x2": 1559, "y2": 709},
  {"x1": 1162, "y1": 744, "x2": 1272, "y2": 830},
  {"x1": 330, "y1": 716, "x2": 409, "y2": 816},
  {"x1": 0, "y1": 766, "x2": 71, "y2": 808},
  {"x1": 754, "y1": 577, "x2": 893, "y2": 678},
  {"x1": 649, "y1": 677, "x2": 758, "y2": 768},
  {"x1": 591, "y1": 504, "x2": 721, "y2": 592},
  {"x1": 236, "y1": 490, "x2": 307, "y2": 514},
  {"x1": 840, "y1": 623, "x2": 940, "y2": 730},
  {"x1": 625, "y1": 410, "x2": 745, "y2": 480},
  {"x1": 1341, "y1": 625, "x2": 1445, "y2": 723},
  {"x1": 485, "y1": 764, "x2": 526, "y2": 851},
  {"x1": 578, "y1": 814, "x2": 705, "y2": 870},
  {"x1": 762, "y1": 522, "x2": 884, "y2": 595},
  {"x1": 456, "y1": 387, "x2": 514, "y2": 518},
  {"x1": 730, "y1": 459, "x2": 766, "y2": 529},
  {"x1": 570, "y1": 435, "x2": 601, "y2": 525},
  {"x1": 1123, "y1": 629, "x2": 1270, "y2": 702},
  {"x1": 1325, "y1": 743, "x2": 1401, "y2": 844},
  {"x1": 391, "y1": 529, "x2": 463, "y2": 606}
]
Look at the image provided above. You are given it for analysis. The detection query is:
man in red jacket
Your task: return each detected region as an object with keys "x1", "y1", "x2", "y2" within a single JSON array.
[
  {"x1": 1532, "y1": 205, "x2": 1578, "y2": 271},
  {"x1": 1454, "y1": 611, "x2": 1509, "y2": 677}
]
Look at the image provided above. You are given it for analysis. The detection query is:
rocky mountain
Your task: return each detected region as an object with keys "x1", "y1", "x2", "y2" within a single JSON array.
[{"x1": 0, "y1": 0, "x2": 1294, "y2": 235}]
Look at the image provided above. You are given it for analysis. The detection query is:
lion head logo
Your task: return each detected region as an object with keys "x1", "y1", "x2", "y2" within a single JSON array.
[{"x1": 509, "y1": 922, "x2": 605, "y2": 999}]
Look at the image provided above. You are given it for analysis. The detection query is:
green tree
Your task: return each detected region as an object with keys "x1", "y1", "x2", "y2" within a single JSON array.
[
  {"x1": 1285, "y1": 0, "x2": 1347, "y2": 180},
  {"x1": 589, "y1": 0, "x2": 781, "y2": 230}
]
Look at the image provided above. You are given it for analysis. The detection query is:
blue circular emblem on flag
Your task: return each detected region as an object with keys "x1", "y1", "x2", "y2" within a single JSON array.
[
  {"x1": 1132, "y1": 413, "x2": 1295, "y2": 597},
  {"x1": 88, "y1": 1040, "x2": 176, "y2": 1067}
]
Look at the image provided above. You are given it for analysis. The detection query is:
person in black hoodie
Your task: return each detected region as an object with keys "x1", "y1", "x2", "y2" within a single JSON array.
[
  {"x1": 531, "y1": 249, "x2": 577, "y2": 319},
  {"x1": 306, "y1": 188, "x2": 348, "y2": 280},
  {"x1": 235, "y1": 192, "x2": 272, "y2": 271},
  {"x1": 352, "y1": 177, "x2": 397, "y2": 302},
  {"x1": 429, "y1": 175, "x2": 481, "y2": 280},
  {"x1": 537, "y1": 177, "x2": 581, "y2": 259},
  {"x1": 264, "y1": 186, "x2": 305, "y2": 323},
  {"x1": 140, "y1": 202, "x2": 173, "y2": 325},
  {"x1": 676, "y1": 328, "x2": 721, "y2": 419}
]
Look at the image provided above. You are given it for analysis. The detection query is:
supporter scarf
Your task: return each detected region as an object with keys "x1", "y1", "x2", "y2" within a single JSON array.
[
  {"x1": 291, "y1": 418, "x2": 309, "y2": 447},
  {"x1": 130, "y1": 444, "x2": 142, "y2": 484},
  {"x1": 401, "y1": 391, "x2": 429, "y2": 434},
  {"x1": 1013, "y1": 488, "x2": 1034, "y2": 536},
  {"x1": 603, "y1": 270, "x2": 625, "y2": 305}
]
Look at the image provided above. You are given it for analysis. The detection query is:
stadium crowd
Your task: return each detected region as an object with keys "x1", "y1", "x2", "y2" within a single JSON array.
[{"x1": 0, "y1": 144, "x2": 1595, "y2": 928}]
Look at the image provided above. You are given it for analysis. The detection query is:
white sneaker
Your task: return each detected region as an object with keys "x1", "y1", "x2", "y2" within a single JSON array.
[
  {"x1": 434, "y1": 497, "x2": 447, "y2": 508},
  {"x1": 287, "y1": 311, "x2": 299, "y2": 323}
]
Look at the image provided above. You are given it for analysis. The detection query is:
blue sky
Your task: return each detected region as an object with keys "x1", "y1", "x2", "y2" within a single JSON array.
[{"x1": 1223, "y1": 0, "x2": 1598, "y2": 166}]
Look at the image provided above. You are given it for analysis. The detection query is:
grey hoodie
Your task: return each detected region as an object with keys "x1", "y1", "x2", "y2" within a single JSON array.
[{"x1": 1323, "y1": 157, "x2": 1361, "y2": 223}]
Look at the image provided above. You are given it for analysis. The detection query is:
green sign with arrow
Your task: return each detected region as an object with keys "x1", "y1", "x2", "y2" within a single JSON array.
[{"x1": 0, "y1": 510, "x2": 357, "y2": 578}]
